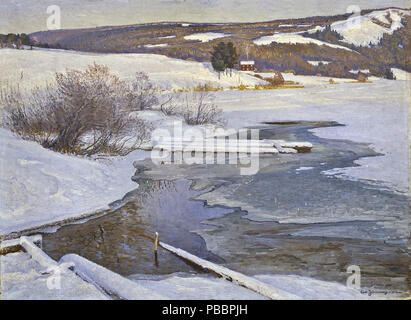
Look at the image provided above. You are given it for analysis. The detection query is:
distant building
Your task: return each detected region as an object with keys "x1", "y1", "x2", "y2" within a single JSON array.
[{"x1": 240, "y1": 61, "x2": 255, "y2": 71}]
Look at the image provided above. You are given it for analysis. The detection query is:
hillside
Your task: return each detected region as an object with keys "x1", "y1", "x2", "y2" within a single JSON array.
[
  {"x1": 25, "y1": 8, "x2": 410, "y2": 79},
  {"x1": 0, "y1": 48, "x2": 264, "y2": 90}
]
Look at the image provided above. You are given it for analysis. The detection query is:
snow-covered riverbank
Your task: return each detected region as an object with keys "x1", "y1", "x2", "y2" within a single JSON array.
[{"x1": 0, "y1": 128, "x2": 148, "y2": 236}]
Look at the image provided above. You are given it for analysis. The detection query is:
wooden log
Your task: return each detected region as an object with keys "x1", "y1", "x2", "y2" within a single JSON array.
[
  {"x1": 153, "y1": 144, "x2": 279, "y2": 154},
  {"x1": 159, "y1": 241, "x2": 300, "y2": 300},
  {"x1": 153, "y1": 139, "x2": 312, "y2": 153},
  {"x1": 157, "y1": 137, "x2": 274, "y2": 148},
  {"x1": 281, "y1": 142, "x2": 313, "y2": 153},
  {"x1": 19, "y1": 236, "x2": 58, "y2": 269},
  {"x1": 1, "y1": 235, "x2": 42, "y2": 255},
  {"x1": 60, "y1": 254, "x2": 168, "y2": 300}
]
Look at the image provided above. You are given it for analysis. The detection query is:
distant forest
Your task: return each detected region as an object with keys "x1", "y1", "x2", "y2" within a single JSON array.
[{"x1": 0, "y1": 33, "x2": 33, "y2": 48}]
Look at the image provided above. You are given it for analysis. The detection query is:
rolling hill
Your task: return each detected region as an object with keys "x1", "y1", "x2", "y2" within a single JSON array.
[{"x1": 23, "y1": 7, "x2": 411, "y2": 79}]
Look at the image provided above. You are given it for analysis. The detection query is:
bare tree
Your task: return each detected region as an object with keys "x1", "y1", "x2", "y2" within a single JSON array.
[{"x1": 1, "y1": 63, "x2": 152, "y2": 156}]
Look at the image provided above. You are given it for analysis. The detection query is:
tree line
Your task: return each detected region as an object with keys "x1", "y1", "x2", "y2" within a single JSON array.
[{"x1": 0, "y1": 33, "x2": 32, "y2": 48}]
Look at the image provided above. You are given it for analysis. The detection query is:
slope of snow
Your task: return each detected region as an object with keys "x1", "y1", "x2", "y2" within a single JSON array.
[
  {"x1": 392, "y1": 68, "x2": 410, "y2": 80},
  {"x1": 253, "y1": 32, "x2": 354, "y2": 51},
  {"x1": 143, "y1": 43, "x2": 168, "y2": 48},
  {"x1": 307, "y1": 60, "x2": 331, "y2": 66},
  {"x1": 349, "y1": 69, "x2": 370, "y2": 74},
  {"x1": 184, "y1": 32, "x2": 231, "y2": 42},
  {"x1": 0, "y1": 48, "x2": 263, "y2": 90},
  {"x1": 1, "y1": 252, "x2": 107, "y2": 300},
  {"x1": 158, "y1": 35, "x2": 176, "y2": 39},
  {"x1": 331, "y1": 9, "x2": 410, "y2": 47},
  {"x1": 0, "y1": 128, "x2": 148, "y2": 235}
]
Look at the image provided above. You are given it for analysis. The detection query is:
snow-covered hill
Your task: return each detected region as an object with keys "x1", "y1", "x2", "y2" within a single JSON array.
[
  {"x1": 331, "y1": 8, "x2": 410, "y2": 47},
  {"x1": 0, "y1": 48, "x2": 264, "y2": 90}
]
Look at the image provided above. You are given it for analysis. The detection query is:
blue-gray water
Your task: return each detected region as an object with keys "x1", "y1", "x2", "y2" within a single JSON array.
[{"x1": 42, "y1": 121, "x2": 410, "y2": 296}]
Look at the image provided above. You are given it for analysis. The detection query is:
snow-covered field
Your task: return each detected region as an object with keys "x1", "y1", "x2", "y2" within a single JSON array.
[
  {"x1": 253, "y1": 32, "x2": 354, "y2": 51},
  {"x1": 0, "y1": 48, "x2": 263, "y2": 91},
  {"x1": 183, "y1": 32, "x2": 231, "y2": 42},
  {"x1": 0, "y1": 128, "x2": 148, "y2": 236},
  {"x1": 331, "y1": 8, "x2": 410, "y2": 47},
  {"x1": 254, "y1": 71, "x2": 359, "y2": 86}
]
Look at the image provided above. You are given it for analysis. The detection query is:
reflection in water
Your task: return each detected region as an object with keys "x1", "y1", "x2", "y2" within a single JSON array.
[{"x1": 43, "y1": 180, "x2": 231, "y2": 276}]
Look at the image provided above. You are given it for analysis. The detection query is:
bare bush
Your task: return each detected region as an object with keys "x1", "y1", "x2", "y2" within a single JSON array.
[
  {"x1": 158, "y1": 94, "x2": 179, "y2": 116},
  {"x1": 1, "y1": 63, "x2": 152, "y2": 156},
  {"x1": 159, "y1": 91, "x2": 225, "y2": 126},
  {"x1": 264, "y1": 72, "x2": 285, "y2": 86},
  {"x1": 132, "y1": 72, "x2": 159, "y2": 110}
]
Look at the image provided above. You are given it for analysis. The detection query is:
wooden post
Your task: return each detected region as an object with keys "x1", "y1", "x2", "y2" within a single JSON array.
[
  {"x1": 154, "y1": 232, "x2": 159, "y2": 253},
  {"x1": 154, "y1": 232, "x2": 159, "y2": 267}
]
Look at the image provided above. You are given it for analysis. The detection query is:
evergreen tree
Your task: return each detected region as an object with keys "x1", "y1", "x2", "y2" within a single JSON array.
[
  {"x1": 225, "y1": 42, "x2": 239, "y2": 76},
  {"x1": 211, "y1": 42, "x2": 227, "y2": 79},
  {"x1": 20, "y1": 33, "x2": 31, "y2": 46},
  {"x1": 211, "y1": 42, "x2": 239, "y2": 78},
  {"x1": 385, "y1": 67, "x2": 395, "y2": 80}
]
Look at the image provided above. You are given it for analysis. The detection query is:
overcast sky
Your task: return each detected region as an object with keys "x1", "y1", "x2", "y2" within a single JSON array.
[{"x1": 1, "y1": 0, "x2": 409, "y2": 34}]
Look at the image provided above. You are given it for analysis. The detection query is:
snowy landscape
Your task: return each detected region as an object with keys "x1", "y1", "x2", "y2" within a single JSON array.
[{"x1": 0, "y1": 4, "x2": 410, "y2": 301}]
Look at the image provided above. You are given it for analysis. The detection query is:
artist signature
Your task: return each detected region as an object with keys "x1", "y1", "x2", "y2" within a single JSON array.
[{"x1": 360, "y1": 289, "x2": 403, "y2": 296}]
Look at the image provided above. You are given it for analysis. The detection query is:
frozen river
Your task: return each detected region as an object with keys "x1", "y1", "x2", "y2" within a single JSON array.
[{"x1": 42, "y1": 121, "x2": 410, "y2": 297}]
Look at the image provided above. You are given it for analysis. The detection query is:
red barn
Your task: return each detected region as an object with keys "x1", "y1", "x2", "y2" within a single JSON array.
[{"x1": 240, "y1": 60, "x2": 255, "y2": 71}]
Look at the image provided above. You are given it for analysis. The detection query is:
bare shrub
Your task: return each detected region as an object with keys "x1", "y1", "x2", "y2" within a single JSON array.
[
  {"x1": 160, "y1": 91, "x2": 225, "y2": 126},
  {"x1": 132, "y1": 72, "x2": 158, "y2": 110},
  {"x1": 159, "y1": 94, "x2": 179, "y2": 116},
  {"x1": 1, "y1": 63, "x2": 152, "y2": 156},
  {"x1": 264, "y1": 72, "x2": 285, "y2": 86}
]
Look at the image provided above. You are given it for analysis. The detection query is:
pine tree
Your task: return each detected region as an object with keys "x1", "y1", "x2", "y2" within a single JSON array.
[
  {"x1": 211, "y1": 42, "x2": 227, "y2": 79},
  {"x1": 225, "y1": 42, "x2": 239, "y2": 77}
]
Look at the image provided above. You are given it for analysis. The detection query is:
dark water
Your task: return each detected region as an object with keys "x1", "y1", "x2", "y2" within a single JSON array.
[
  {"x1": 42, "y1": 121, "x2": 410, "y2": 296},
  {"x1": 43, "y1": 179, "x2": 229, "y2": 276}
]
